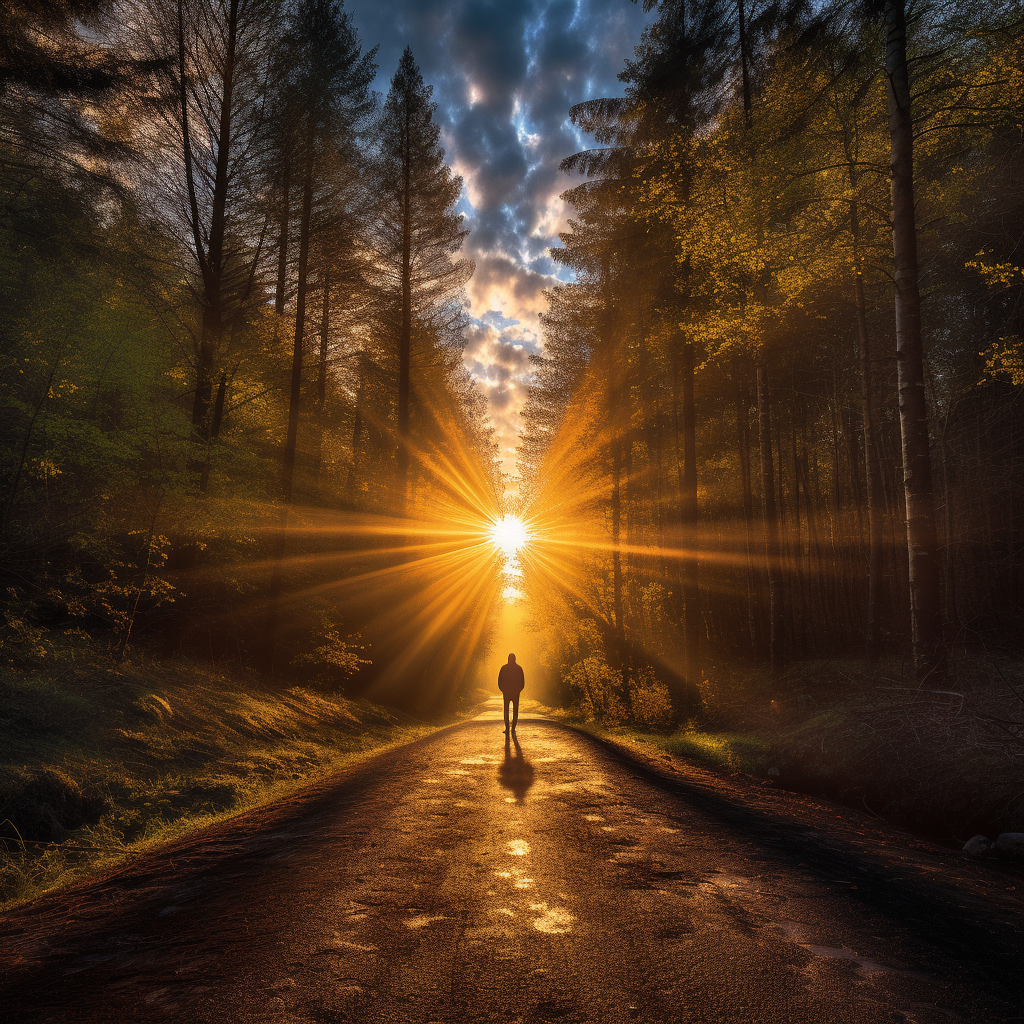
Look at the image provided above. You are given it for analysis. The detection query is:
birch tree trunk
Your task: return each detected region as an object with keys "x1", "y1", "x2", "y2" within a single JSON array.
[{"x1": 883, "y1": 0, "x2": 944, "y2": 679}]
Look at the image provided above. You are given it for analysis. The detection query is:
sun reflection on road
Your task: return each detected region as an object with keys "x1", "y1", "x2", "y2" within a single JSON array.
[{"x1": 530, "y1": 902, "x2": 575, "y2": 935}]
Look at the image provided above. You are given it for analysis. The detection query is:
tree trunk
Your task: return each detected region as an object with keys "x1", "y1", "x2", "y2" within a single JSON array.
[
  {"x1": 737, "y1": 0, "x2": 752, "y2": 125},
  {"x1": 281, "y1": 126, "x2": 314, "y2": 504},
  {"x1": 851, "y1": 201, "x2": 884, "y2": 659},
  {"x1": 680, "y1": 340, "x2": 700, "y2": 704},
  {"x1": 757, "y1": 354, "x2": 784, "y2": 676},
  {"x1": 315, "y1": 268, "x2": 330, "y2": 483},
  {"x1": 199, "y1": 371, "x2": 227, "y2": 493},
  {"x1": 347, "y1": 351, "x2": 366, "y2": 501},
  {"x1": 884, "y1": 0, "x2": 944, "y2": 679},
  {"x1": 790, "y1": 406, "x2": 807, "y2": 656},
  {"x1": 395, "y1": 97, "x2": 413, "y2": 515},
  {"x1": 828, "y1": 396, "x2": 852, "y2": 644},
  {"x1": 735, "y1": 376, "x2": 759, "y2": 656},
  {"x1": 611, "y1": 434, "x2": 624, "y2": 642},
  {"x1": 180, "y1": 0, "x2": 237, "y2": 471},
  {"x1": 275, "y1": 158, "x2": 290, "y2": 316},
  {"x1": 263, "y1": 121, "x2": 313, "y2": 675}
]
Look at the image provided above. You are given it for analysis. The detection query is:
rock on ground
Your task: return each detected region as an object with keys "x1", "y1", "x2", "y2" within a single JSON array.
[
  {"x1": 964, "y1": 835, "x2": 995, "y2": 857},
  {"x1": 995, "y1": 833, "x2": 1024, "y2": 858}
]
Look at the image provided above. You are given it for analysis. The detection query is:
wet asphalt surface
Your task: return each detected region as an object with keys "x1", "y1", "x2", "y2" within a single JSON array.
[{"x1": 2, "y1": 702, "x2": 1024, "y2": 1023}]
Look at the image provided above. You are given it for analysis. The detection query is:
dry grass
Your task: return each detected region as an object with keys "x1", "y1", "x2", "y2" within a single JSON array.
[{"x1": 0, "y1": 657, "x2": 438, "y2": 909}]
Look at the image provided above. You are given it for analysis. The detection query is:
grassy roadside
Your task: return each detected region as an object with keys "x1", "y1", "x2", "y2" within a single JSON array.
[
  {"x1": 564, "y1": 721, "x2": 771, "y2": 778},
  {"x1": 557, "y1": 656, "x2": 1024, "y2": 842},
  {"x1": 0, "y1": 657, "x2": 442, "y2": 910}
]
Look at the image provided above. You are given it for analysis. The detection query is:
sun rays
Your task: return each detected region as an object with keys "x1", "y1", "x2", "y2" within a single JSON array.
[{"x1": 160, "y1": 387, "x2": 718, "y2": 714}]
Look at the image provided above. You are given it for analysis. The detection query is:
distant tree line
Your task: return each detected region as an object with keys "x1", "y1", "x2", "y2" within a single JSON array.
[
  {"x1": 520, "y1": 0, "x2": 1024, "y2": 719},
  {"x1": 0, "y1": 0, "x2": 499, "y2": 705}
]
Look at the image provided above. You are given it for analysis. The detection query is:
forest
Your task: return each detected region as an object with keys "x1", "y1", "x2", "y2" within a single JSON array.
[
  {"x1": 3, "y1": 0, "x2": 1024, "y2": 898},
  {"x1": 1, "y1": 0, "x2": 505, "y2": 716},
  {"x1": 5, "y1": 3, "x2": 1024, "y2": 1015},
  {"x1": 519, "y1": 0, "x2": 1024, "y2": 730}
]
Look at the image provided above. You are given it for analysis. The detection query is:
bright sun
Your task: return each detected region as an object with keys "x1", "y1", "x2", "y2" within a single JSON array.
[{"x1": 489, "y1": 513, "x2": 530, "y2": 557}]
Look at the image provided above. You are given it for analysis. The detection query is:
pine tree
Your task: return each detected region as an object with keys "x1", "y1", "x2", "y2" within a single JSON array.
[
  {"x1": 373, "y1": 48, "x2": 472, "y2": 514},
  {"x1": 261, "y1": 0, "x2": 375, "y2": 674},
  {"x1": 276, "y1": 0, "x2": 376, "y2": 505}
]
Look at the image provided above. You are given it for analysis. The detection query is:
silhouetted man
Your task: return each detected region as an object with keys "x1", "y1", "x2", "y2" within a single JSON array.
[{"x1": 498, "y1": 653, "x2": 525, "y2": 734}]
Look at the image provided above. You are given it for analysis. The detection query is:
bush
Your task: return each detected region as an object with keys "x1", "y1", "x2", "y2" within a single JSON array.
[{"x1": 628, "y1": 666, "x2": 674, "y2": 731}]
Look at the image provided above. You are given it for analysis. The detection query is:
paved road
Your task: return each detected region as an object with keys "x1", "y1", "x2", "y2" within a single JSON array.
[{"x1": 2, "y1": 701, "x2": 1023, "y2": 1023}]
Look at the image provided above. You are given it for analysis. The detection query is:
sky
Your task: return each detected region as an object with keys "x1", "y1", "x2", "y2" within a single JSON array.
[{"x1": 345, "y1": 0, "x2": 655, "y2": 489}]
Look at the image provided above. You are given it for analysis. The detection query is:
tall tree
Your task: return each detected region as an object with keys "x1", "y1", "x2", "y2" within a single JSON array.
[
  {"x1": 617, "y1": 0, "x2": 734, "y2": 700},
  {"x1": 373, "y1": 48, "x2": 472, "y2": 515},
  {"x1": 275, "y1": 0, "x2": 375, "y2": 505},
  {"x1": 878, "y1": 0, "x2": 944, "y2": 679},
  {"x1": 262, "y1": 0, "x2": 375, "y2": 673},
  {"x1": 139, "y1": 0, "x2": 281, "y2": 489}
]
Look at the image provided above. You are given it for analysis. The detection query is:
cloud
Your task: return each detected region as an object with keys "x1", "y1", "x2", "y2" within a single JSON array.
[{"x1": 345, "y1": 0, "x2": 654, "y2": 486}]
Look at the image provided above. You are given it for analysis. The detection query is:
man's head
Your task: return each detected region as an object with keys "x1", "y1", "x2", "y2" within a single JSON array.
[{"x1": 508, "y1": 653, "x2": 516, "y2": 664}]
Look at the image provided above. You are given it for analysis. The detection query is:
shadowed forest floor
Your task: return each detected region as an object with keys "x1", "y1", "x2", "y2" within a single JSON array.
[{"x1": 559, "y1": 655, "x2": 1024, "y2": 843}]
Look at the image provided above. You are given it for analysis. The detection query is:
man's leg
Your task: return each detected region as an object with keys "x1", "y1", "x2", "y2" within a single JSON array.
[
  {"x1": 504, "y1": 696, "x2": 510, "y2": 731},
  {"x1": 511, "y1": 696, "x2": 519, "y2": 731}
]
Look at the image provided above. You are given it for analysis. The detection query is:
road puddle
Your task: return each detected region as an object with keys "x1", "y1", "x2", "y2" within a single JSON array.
[
  {"x1": 325, "y1": 937, "x2": 377, "y2": 953},
  {"x1": 778, "y1": 921, "x2": 930, "y2": 980}
]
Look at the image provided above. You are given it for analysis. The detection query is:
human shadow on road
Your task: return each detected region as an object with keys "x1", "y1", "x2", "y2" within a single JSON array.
[{"x1": 498, "y1": 732, "x2": 535, "y2": 803}]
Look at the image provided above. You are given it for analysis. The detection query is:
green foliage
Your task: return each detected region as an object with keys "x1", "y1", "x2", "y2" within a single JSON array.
[
  {"x1": 292, "y1": 613, "x2": 370, "y2": 685},
  {"x1": 628, "y1": 666, "x2": 675, "y2": 731},
  {"x1": 0, "y1": 8, "x2": 496, "y2": 700},
  {"x1": 520, "y1": 0, "x2": 1024, "y2": 699},
  {"x1": 562, "y1": 654, "x2": 675, "y2": 731},
  {"x1": 564, "y1": 656, "x2": 628, "y2": 724}
]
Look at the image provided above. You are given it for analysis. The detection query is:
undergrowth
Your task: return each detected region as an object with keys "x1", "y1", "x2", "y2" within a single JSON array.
[
  {"x1": 563, "y1": 653, "x2": 1024, "y2": 842},
  {"x1": 0, "y1": 657, "x2": 438, "y2": 909}
]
